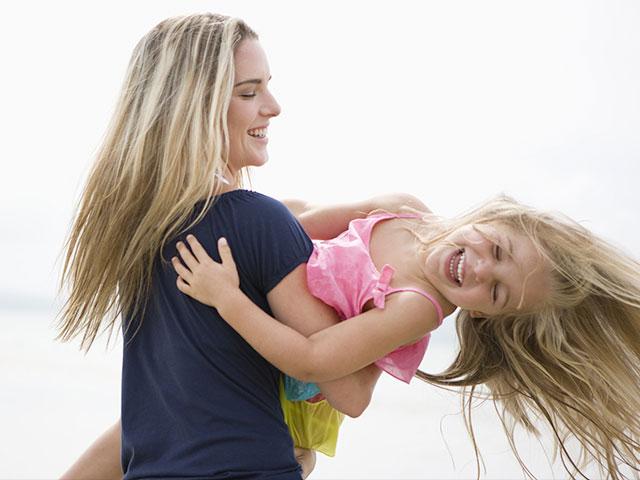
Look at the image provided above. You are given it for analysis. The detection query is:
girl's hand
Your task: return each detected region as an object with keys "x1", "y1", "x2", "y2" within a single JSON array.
[{"x1": 172, "y1": 235, "x2": 240, "y2": 309}]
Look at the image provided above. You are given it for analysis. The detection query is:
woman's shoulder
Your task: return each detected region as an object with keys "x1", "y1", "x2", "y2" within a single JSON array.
[
  {"x1": 205, "y1": 189, "x2": 292, "y2": 218},
  {"x1": 203, "y1": 190, "x2": 307, "y2": 242}
]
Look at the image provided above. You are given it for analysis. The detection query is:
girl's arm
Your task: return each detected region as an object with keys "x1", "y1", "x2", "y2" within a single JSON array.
[
  {"x1": 174, "y1": 236, "x2": 439, "y2": 383},
  {"x1": 266, "y1": 262, "x2": 381, "y2": 417},
  {"x1": 281, "y1": 193, "x2": 430, "y2": 240},
  {"x1": 274, "y1": 194, "x2": 426, "y2": 410}
]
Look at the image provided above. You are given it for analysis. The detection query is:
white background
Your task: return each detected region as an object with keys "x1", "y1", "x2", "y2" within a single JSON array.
[{"x1": 1, "y1": 0, "x2": 639, "y2": 478}]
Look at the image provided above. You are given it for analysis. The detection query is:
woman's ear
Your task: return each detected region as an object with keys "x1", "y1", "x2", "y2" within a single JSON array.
[{"x1": 469, "y1": 310, "x2": 485, "y2": 319}]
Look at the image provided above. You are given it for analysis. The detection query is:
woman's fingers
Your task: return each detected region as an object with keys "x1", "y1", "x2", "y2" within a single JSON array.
[{"x1": 176, "y1": 241, "x2": 199, "y2": 270}]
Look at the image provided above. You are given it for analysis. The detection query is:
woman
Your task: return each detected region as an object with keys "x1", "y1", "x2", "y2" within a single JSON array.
[{"x1": 58, "y1": 14, "x2": 395, "y2": 479}]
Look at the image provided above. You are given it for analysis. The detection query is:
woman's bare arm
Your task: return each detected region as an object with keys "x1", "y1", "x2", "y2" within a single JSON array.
[
  {"x1": 281, "y1": 193, "x2": 429, "y2": 240},
  {"x1": 59, "y1": 420, "x2": 122, "y2": 480}
]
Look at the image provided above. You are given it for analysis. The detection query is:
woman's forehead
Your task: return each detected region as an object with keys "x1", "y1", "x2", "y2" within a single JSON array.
[{"x1": 234, "y1": 40, "x2": 269, "y2": 80}]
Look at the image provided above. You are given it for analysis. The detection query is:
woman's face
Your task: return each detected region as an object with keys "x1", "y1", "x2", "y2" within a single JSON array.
[
  {"x1": 226, "y1": 39, "x2": 281, "y2": 175},
  {"x1": 424, "y1": 222, "x2": 551, "y2": 317}
]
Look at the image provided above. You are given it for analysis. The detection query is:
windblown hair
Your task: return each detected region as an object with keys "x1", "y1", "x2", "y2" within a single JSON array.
[
  {"x1": 414, "y1": 196, "x2": 640, "y2": 479},
  {"x1": 58, "y1": 14, "x2": 257, "y2": 350}
]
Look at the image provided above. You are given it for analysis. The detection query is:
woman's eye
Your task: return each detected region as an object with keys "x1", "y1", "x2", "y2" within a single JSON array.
[
  {"x1": 494, "y1": 244, "x2": 502, "y2": 261},
  {"x1": 240, "y1": 93, "x2": 256, "y2": 98},
  {"x1": 491, "y1": 284, "x2": 498, "y2": 303}
]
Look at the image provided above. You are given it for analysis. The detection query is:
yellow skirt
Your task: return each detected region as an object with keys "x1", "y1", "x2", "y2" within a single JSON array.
[{"x1": 279, "y1": 377, "x2": 344, "y2": 457}]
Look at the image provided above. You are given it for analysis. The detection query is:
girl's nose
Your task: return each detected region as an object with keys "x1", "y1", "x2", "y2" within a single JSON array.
[{"x1": 472, "y1": 259, "x2": 493, "y2": 283}]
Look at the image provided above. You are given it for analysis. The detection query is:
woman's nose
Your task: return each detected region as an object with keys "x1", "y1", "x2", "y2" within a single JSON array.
[{"x1": 260, "y1": 90, "x2": 281, "y2": 118}]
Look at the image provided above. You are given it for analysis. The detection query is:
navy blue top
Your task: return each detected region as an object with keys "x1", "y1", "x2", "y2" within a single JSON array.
[{"x1": 121, "y1": 190, "x2": 313, "y2": 479}]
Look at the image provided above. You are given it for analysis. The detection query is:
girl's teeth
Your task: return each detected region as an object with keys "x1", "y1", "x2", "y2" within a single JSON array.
[
  {"x1": 449, "y1": 249, "x2": 465, "y2": 285},
  {"x1": 457, "y1": 252, "x2": 465, "y2": 284}
]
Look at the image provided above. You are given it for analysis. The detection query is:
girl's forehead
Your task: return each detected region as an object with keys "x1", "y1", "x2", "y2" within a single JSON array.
[
  {"x1": 507, "y1": 234, "x2": 552, "y2": 312},
  {"x1": 472, "y1": 221, "x2": 551, "y2": 313},
  {"x1": 476, "y1": 221, "x2": 527, "y2": 242}
]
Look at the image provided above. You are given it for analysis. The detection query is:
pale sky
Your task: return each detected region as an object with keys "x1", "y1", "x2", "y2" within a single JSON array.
[{"x1": 2, "y1": 0, "x2": 639, "y2": 309}]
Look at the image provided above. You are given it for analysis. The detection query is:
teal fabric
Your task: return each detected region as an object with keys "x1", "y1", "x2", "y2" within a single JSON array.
[{"x1": 283, "y1": 375, "x2": 321, "y2": 401}]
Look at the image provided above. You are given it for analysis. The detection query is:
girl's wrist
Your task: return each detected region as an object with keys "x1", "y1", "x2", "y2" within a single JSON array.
[{"x1": 217, "y1": 289, "x2": 249, "y2": 318}]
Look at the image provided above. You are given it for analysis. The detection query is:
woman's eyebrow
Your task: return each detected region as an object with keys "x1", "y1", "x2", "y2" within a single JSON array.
[
  {"x1": 233, "y1": 75, "x2": 272, "y2": 88},
  {"x1": 234, "y1": 78, "x2": 261, "y2": 87}
]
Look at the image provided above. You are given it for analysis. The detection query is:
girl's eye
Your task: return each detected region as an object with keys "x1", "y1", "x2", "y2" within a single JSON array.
[
  {"x1": 240, "y1": 93, "x2": 256, "y2": 98},
  {"x1": 494, "y1": 244, "x2": 502, "y2": 261},
  {"x1": 491, "y1": 284, "x2": 498, "y2": 304}
]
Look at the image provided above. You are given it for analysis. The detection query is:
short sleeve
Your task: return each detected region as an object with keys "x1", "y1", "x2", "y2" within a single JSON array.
[
  {"x1": 254, "y1": 197, "x2": 313, "y2": 294},
  {"x1": 221, "y1": 192, "x2": 313, "y2": 296}
]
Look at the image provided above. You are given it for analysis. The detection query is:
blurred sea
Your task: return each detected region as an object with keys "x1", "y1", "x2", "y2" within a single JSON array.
[{"x1": 0, "y1": 308, "x2": 610, "y2": 479}]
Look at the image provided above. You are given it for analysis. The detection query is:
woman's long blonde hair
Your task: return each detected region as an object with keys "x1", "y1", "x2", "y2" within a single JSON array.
[
  {"x1": 58, "y1": 14, "x2": 257, "y2": 351},
  {"x1": 415, "y1": 196, "x2": 640, "y2": 479}
]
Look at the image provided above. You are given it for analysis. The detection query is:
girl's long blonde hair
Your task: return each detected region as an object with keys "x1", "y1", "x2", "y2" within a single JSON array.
[
  {"x1": 58, "y1": 14, "x2": 257, "y2": 351},
  {"x1": 415, "y1": 196, "x2": 640, "y2": 480}
]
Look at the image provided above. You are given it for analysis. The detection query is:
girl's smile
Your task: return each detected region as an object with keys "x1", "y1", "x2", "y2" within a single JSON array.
[
  {"x1": 447, "y1": 248, "x2": 465, "y2": 286},
  {"x1": 424, "y1": 223, "x2": 551, "y2": 317}
]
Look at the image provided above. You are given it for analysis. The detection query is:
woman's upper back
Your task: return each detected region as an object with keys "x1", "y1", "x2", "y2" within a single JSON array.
[{"x1": 121, "y1": 190, "x2": 310, "y2": 479}]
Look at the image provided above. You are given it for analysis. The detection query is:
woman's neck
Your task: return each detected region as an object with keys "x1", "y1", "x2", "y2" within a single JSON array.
[{"x1": 214, "y1": 169, "x2": 240, "y2": 194}]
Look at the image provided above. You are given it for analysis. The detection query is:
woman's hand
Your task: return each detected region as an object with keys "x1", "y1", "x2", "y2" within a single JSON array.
[
  {"x1": 294, "y1": 447, "x2": 316, "y2": 479},
  {"x1": 172, "y1": 235, "x2": 239, "y2": 308}
]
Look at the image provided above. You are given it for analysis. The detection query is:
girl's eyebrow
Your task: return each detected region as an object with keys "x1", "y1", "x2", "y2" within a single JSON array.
[
  {"x1": 500, "y1": 234, "x2": 514, "y2": 311},
  {"x1": 503, "y1": 286, "x2": 511, "y2": 311}
]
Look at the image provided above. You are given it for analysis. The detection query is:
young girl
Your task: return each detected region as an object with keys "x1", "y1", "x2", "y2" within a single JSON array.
[{"x1": 172, "y1": 195, "x2": 640, "y2": 480}]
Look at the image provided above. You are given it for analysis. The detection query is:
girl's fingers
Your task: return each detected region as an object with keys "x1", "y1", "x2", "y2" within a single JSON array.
[
  {"x1": 176, "y1": 275, "x2": 190, "y2": 292},
  {"x1": 217, "y1": 237, "x2": 236, "y2": 268},
  {"x1": 176, "y1": 241, "x2": 199, "y2": 270},
  {"x1": 171, "y1": 256, "x2": 192, "y2": 281},
  {"x1": 186, "y1": 234, "x2": 211, "y2": 263}
]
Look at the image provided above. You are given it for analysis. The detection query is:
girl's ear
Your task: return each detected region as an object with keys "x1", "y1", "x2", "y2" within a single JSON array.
[{"x1": 469, "y1": 310, "x2": 485, "y2": 319}]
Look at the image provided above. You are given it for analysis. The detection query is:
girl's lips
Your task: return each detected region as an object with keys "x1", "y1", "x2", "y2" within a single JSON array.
[
  {"x1": 447, "y1": 249, "x2": 464, "y2": 286},
  {"x1": 446, "y1": 250, "x2": 459, "y2": 286}
]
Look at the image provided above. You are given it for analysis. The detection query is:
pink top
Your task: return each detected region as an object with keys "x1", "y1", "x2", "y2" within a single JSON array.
[{"x1": 306, "y1": 213, "x2": 445, "y2": 383}]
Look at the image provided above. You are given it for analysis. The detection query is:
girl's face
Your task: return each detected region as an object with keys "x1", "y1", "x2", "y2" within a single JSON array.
[
  {"x1": 226, "y1": 40, "x2": 281, "y2": 175},
  {"x1": 424, "y1": 222, "x2": 551, "y2": 317}
]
